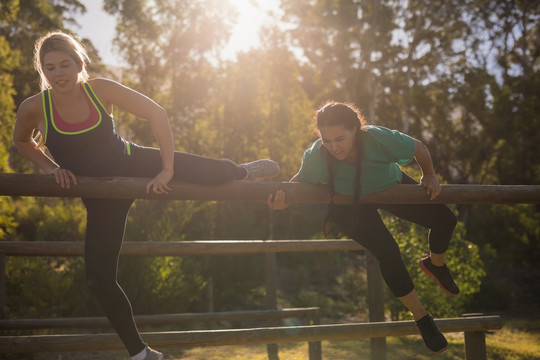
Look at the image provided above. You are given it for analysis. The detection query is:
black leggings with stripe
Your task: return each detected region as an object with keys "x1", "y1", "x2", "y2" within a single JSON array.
[
  {"x1": 333, "y1": 173, "x2": 457, "y2": 298},
  {"x1": 82, "y1": 147, "x2": 246, "y2": 356}
]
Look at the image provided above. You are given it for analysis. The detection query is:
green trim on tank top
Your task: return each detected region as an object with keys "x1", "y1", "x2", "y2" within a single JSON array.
[
  {"x1": 41, "y1": 91, "x2": 49, "y2": 143},
  {"x1": 83, "y1": 82, "x2": 111, "y2": 117},
  {"x1": 83, "y1": 82, "x2": 131, "y2": 156},
  {"x1": 42, "y1": 82, "x2": 131, "y2": 156},
  {"x1": 47, "y1": 85, "x2": 102, "y2": 135}
]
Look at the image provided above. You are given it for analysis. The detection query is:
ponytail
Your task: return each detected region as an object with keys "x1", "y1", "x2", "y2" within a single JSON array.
[
  {"x1": 322, "y1": 133, "x2": 364, "y2": 238},
  {"x1": 316, "y1": 101, "x2": 367, "y2": 238}
]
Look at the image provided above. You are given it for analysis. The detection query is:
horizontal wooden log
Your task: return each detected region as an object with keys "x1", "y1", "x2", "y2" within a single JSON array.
[
  {"x1": 0, "y1": 316, "x2": 503, "y2": 353},
  {"x1": 1, "y1": 173, "x2": 539, "y2": 204},
  {"x1": 0, "y1": 307, "x2": 320, "y2": 330},
  {"x1": 0, "y1": 240, "x2": 364, "y2": 256}
]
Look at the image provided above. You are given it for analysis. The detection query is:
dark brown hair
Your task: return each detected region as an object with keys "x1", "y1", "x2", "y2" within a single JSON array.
[{"x1": 316, "y1": 101, "x2": 367, "y2": 237}]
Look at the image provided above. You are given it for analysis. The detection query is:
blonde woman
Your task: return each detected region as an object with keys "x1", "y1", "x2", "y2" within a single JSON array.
[{"x1": 14, "y1": 30, "x2": 279, "y2": 360}]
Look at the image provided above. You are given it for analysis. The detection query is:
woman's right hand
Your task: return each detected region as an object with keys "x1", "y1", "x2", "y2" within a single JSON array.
[
  {"x1": 267, "y1": 189, "x2": 290, "y2": 210},
  {"x1": 52, "y1": 167, "x2": 77, "y2": 189},
  {"x1": 146, "y1": 168, "x2": 174, "y2": 195}
]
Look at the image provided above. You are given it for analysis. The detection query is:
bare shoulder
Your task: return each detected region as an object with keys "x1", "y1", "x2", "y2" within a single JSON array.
[
  {"x1": 88, "y1": 77, "x2": 135, "y2": 99},
  {"x1": 88, "y1": 77, "x2": 117, "y2": 86},
  {"x1": 19, "y1": 92, "x2": 43, "y2": 112},
  {"x1": 87, "y1": 78, "x2": 129, "y2": 110},
  {"x1": 87, "y1": 78, "x2": 157, "y2": 116},
  {"x1": 88, "y1": 77, "x2": 127, "y2": 93},
  {"x1": 17, "y1": 93, "x2": 44, "y2": 127}
]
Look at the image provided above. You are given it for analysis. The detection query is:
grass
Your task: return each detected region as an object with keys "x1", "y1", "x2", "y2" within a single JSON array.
[
  {"x1": 30, "y1": 318, "x2": 540, "y2": 360},
  {"x1": 171, "y1": 330, "x2": 540, "y2": 360},
  {"x1": 166, "y1": 318, "x2": 540, "y2": 360}
]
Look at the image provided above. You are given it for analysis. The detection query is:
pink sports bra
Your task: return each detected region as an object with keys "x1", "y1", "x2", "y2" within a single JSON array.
[{"x1": 51, "y1": 87, "x2": 100, "y2": 132}]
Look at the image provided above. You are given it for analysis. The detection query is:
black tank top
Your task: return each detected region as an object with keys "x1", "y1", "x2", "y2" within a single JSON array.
[{"x1": 42, "y1": 82, "x2": 133, "y2": 176}]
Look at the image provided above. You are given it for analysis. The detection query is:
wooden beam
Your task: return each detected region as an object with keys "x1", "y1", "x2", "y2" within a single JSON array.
[
  {"x1": 0, "y1": 307, "x2": 320, "y2": 330},
  {"x1": 0, "y1": 316, "x2": 503, "y2": 353},
  {"x1": 0, "y1": 240, "x2": 364, "y2": 256},
  {"x1": 1, "y1": 173, "x2": 539, "y2": 204}
]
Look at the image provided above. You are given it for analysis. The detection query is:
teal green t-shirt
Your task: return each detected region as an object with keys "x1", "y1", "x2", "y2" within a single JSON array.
[{"x1": 298, "y1": 125, "x2": 415, "y2": 195}]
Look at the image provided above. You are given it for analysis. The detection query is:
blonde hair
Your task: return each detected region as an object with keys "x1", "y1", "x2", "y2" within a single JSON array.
[{"x1": 33, "y1": 30, "x2": 91, "y2": 90}]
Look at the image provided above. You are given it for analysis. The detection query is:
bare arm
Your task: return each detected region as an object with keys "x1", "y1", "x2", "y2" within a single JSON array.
[
  {"x1": 413, "y1": 138, "x2": 441, "y2": 200},
  {"x1": 90, "y1": 78, "x2": 175, "y2": 194},
  {"x1": 13, "y1": 96, "x2": 77, "y2": 188}
]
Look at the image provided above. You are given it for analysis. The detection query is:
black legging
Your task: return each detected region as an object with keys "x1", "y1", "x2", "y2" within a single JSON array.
[
  {"x1": 82, "y1": 147, "x2": 246, "y2": 356},
  {"x1": 333, "y1": 173, "x2": 457, "y2": 298}
]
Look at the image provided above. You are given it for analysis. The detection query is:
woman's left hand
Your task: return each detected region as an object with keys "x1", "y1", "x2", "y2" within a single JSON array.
[
  {"x1": 267, "y1": 190, "x2": 290, "y2": 210},
  {"x1": 146, "y1": 168, "x2": 174, "y2": 194},
  {"x1": 420, "y1": 174, "x2": 441, "y2": 200}
]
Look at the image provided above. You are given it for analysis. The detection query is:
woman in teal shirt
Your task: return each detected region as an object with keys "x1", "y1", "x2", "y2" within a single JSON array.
[{"x1": 268, "y1": 101, "x2": 458, "y2": 354}]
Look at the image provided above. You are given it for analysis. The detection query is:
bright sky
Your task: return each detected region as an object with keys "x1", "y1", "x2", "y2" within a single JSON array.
[
  {"x1": 75, "y1": 0, "x2": 281, "y2": 67},
  {"x1": 75, "y1": 1, "x2": 118, "y2": 66}
]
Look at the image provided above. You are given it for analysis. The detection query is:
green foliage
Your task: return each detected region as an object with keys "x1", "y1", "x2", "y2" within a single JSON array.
[
  {"x1": 276, "y1": 251, "x2": 368, "y2": 317},
  {"x1": 0, "y1": 197, "x2": 17, "y2": 239},
  {"x1": 6, "y1": 256, "x2": 87, "y2": 319},
  {"x1": 124, "y1": 200, "x2": 203, "y2": 242},
  {"x1": 203, "y1": 254, "x2": 266, "y2": 311},
  {"x1": 116, "y1": 256, "x2": 208, "y2": 315},
  {"x1": 4, "y1": 197, "x2": 89, "y2": 319},
  {"x1": 467, "y1": 204, "x2": 540, "y2": 269},
  {"x1": 10, "y1": 197, "x2": 85, "y2": 242},
  {"x1": 150, "y1": 256, "x2": 206, "y2": 310},
  {"x1": 328, "y1": 254, "x2": 369, "y2": 316},
  {"x1": 0, "y1": 34, "x2": 19, "y2": 173}
]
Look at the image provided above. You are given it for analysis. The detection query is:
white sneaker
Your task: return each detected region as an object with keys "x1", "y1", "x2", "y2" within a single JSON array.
[
  {"x1": 241, "y1": 159, "x2": 280, "y2": 180},
  {"x1": 144, "y1": 347, "x2": 164, "y2": 360}
]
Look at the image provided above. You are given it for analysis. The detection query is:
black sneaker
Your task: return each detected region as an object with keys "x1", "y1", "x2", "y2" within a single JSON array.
[
  {"x1": 419, "y1": 254, "x2": 460, "y2": 296},
  {"x1": 416, "y1": 314, "x2": 448, "y2": 354}
]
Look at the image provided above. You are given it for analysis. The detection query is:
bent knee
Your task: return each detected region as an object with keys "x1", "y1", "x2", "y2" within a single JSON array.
[
  {"x1": 441, "y1": 209, "x2": 458, "y2": 231},
  {"x1": 432, "y1": 206, "x2": 457, "y2": 232}
]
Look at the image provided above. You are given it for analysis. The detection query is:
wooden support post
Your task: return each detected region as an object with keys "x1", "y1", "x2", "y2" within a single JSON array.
[
  {"x1": 265, "y1": 209, "x2": 279, "y2": 360},
  {"x1": 0, "y1": 254, "x2": 5, "y2": 323},
  {"x1": 367, "y1": 251, "x2": 387, "y2": 360},
  {"x1": 463, "y1": 313, "x2": 488, "y2": 360},
  {"x1": 206, "y1": 277, "x2": 214, "y2": 313},
  {"x1": 307, "y1": 309, "x2": 322, "y2": 360},
  {"x1": 206, "y1": 276, "x2": 216, "y2": 329},
  {"x1": 265, "y1": 252, "x2": 279, "y2": 360},
  {"x1": 465, "y1": 331, "x2": 487, "y2": 360}
]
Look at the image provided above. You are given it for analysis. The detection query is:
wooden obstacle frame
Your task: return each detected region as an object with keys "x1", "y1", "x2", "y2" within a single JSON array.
[
  {"x1": 2, "y1": 173, "x2": 538, "y2": 359},
  {"x1": 0, "y1": 316, "x2": 502, "y2": 355},
  {"x1": 1, "y1": 173, "x2": 539, "y2": 204}
]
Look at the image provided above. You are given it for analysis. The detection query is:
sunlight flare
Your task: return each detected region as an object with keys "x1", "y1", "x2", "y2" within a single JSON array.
[{"x1": 221, "y1": 0, "x2": 281, "y2": 59}]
